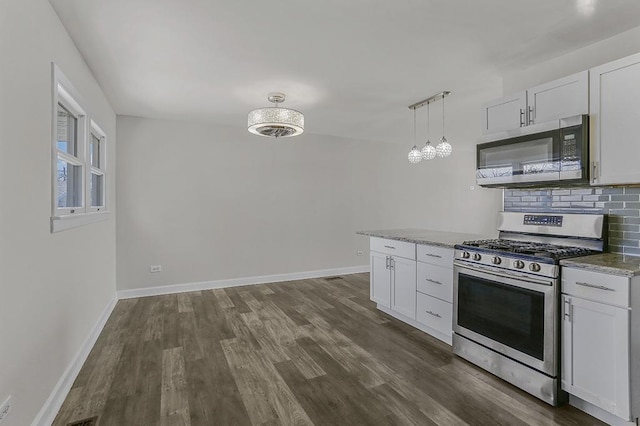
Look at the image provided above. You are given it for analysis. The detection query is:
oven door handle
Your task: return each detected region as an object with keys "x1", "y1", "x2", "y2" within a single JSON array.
[{"x1": 454, "y1": 262, "x2": 553, "y2": 287}]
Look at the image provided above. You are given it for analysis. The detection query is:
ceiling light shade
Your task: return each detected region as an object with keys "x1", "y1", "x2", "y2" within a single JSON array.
[
  {"x1": 436, "y1": 136, "x2": 452, "y2": 157},
  {"x1": 408, "y1": 145, "x2": 423, "y2": 163},
  {"x1": 422, "y1": 141, "x2": 437, "y2": 160},
  {"x1": 248, "y1": 92, "x2": 304, "y2": 138}
]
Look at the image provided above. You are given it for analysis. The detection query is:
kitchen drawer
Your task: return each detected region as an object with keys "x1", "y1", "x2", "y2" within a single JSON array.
[
  {"x1": 417, "y1": 262, "x2": 453, "y2": 303},
  {"x1": 416, "y1": 244, "x2": 453, "y2": 268},
  {"x1": 370, "y1": 237, "x2": 416, "y2": 260},
  {"x1": 562, "y1": 267, "x2": 629, "y2": 308},
  {"x1": 416, "y1": 292, "x2": 453, "y2": 336}
]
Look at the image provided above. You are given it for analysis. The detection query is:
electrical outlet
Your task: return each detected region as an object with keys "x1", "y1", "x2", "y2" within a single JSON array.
[
  {"x1": 0, "y1": 396, "x2": 11, "y2": 424},
  {"x1": 356, "y1": 250, "x2": 364, "y2": 256},
  {"x1": 149, "y1": 265, "x2": 162, "y2": 273}
]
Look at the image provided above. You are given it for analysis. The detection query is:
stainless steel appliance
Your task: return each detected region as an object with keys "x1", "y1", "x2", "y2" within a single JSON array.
[
  {"x1": 453, "y1": 212, "x2": 604, "y2": 406},
  {"x1": 476, "y1": 115, "x2": 589, "y2": 188}
]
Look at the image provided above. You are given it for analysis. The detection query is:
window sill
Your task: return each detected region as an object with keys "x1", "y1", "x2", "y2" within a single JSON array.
[{"x1": 51, "y1": 210, "x2": 110, "y2": 233}]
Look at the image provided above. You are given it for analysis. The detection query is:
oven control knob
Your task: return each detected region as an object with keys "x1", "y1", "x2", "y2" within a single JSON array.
[
  {"x1": 472, "y1": 253, "x2": 482, "y2": 261},
  {"x1": 461, "y1": 251, "x2": 470, "y2": 259},
  {"x1": 513, "y1": 260, "x2": 525, "y2": 269},
  {"x1": 529, "y1": 263, "x2": 541, "y2": 272},
  {"x1": 491, "y1": 256, "x2": 502, "y2": 265}
]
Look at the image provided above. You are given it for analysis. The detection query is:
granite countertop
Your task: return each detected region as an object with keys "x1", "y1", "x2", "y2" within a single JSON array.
[
  {"x1": 560, "y1": 253, "x2": 640, "y2": 277},
  {"x1": 356, "y1": 228, "x2": 496, "y2": 249}
]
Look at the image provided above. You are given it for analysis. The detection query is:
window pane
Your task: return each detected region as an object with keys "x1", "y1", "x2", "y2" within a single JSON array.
[
  {"x1": 90, "y1": 173, "x2": 104, "y2": 207},
  {"x1": 57, "y1": 104, "x2": 78, "y2": 156},
  {"x1": 57, "y1": 158, "x2": 82, "y2": 208},
  {"x1": 90, "y1": 133, "x2": 101, "y2": 168}
]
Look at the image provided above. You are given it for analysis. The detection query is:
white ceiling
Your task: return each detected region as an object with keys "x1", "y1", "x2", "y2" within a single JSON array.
[{"x1": 51, "y1": 0, "x2": 640, "y2": 143}]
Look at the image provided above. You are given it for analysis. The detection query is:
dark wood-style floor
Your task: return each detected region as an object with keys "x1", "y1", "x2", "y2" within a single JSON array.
[{"x1": 53, "y1": 273, "x2": 604, "y2": 426}]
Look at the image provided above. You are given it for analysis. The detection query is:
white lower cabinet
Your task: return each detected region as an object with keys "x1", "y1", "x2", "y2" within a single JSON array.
[
  {"x1": 416, "y1": 292, "x2": 453, "y2": 337},
  {"x1": 415, "y1": 244, "x2": 454, "y2": 344},
  {"x1": 369, "y1": 238, "x2": 417, "y2": 320},
  {"x1": 561, "y1": 267, "x2": 638, "y2": 423},
  {"x1": 390, "y1": 255, "x2": 417, "y2": 319},
  {"x1": 369, "y1": 238, "x2": 454, "y2": 343},
  {"x1": 370, "y1": 251, "x2": 392, "y2": 307}
]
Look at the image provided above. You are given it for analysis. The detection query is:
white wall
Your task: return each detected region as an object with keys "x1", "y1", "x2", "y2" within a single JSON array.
[
  {"x1": 0, "y1": 1, "x2": 116, "y2": 425},
  {"x1": 503, "y1": 25, "x2": 640, "y2": 93},
  {"x1": 116, "y1": 80, "x2": 502, "y2": 291}
]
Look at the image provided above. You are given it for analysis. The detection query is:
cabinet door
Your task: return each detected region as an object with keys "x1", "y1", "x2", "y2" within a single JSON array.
[
  {"x1": 370, "y1": 252, "x2": 391, "y2": 307},
  {"x1": 481, "y1": 91, "x2": 527, "y2": 135},
  {"x1": 527, "y1": 71, "x2": 588, "y2": 125},
  {"x1": 590, "y1": 52, "x2": 640, "y2": 185},
  {"x1": 390, "y1": 256, "x2": 417, "y2": 319},
  {"x1": 562, "y1": 295, "x2": 630, "y2": 419}
]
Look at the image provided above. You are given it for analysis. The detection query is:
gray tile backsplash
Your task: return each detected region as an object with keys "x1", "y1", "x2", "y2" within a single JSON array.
[{"x1": 503, "y1": 186, "x2": 640, "y2": 255}]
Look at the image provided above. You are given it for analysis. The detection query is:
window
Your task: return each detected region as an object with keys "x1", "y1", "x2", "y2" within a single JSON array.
[
  {"x1": 51, "y1": 64, "x2": 109, "y2": 232},
  {"x1": 89, "y1": 123, "x2": 106, "y2": 210}
]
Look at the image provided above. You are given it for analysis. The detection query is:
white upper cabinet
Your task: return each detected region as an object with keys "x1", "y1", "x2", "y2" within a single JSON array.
[
  {"x1": 481, "y1": 71, "x2": 588, "y2": 136},
  {"x1": 481, "y1": 91, "x2": 527, "y2": 135},
  {"x1": 528, "y1": 71, "x2": 588, "y2": 125},
  {"x1": 590, "y1": 52, "x2": 640, "y2": 185}
]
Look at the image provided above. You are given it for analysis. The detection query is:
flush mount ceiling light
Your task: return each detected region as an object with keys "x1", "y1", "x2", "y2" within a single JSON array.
[
  {"x1": 248, "y1": 92, "x2": 304, "y2": 138},
  {"x1": 407, "y1": 91, "x2": 452, "y2": 163}
]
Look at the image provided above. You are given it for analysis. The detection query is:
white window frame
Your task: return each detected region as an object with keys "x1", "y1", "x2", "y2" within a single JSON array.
[
  {"x1": 88, "y1": 121, "x2": 107, "y2": 212},
  {"x1": 51, "y1": 63, "x2": 109, "y2": 232}
]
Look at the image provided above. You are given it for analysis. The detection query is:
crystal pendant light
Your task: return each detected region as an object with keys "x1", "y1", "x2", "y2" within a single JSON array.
[
  {"x1": 408, "y1": 108, "x2": 422, "y2": 163},
  {"x1": 436, "y1": 94, "x2": 452, "y2": 157},
  {"x1": 421, "y1": 102, "x2": 437, "y2": 160}
]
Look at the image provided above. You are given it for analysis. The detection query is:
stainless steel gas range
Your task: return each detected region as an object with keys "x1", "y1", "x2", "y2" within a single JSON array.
[{"x1": 452, "y1": 211, "x2": 604, "y2": 406}]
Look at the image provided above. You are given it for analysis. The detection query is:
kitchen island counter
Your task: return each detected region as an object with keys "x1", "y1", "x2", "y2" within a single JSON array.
[{"x1": 357, "y1": 228, "x2": 495, "y2": 249}]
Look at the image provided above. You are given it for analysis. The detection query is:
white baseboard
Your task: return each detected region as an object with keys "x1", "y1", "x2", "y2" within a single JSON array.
[
  {"x1": 117, "y1": 265, "x2": 370, "y2": 299},
  {"x1": 32, "y1": 295, "x2": 117, "y2": 426}
]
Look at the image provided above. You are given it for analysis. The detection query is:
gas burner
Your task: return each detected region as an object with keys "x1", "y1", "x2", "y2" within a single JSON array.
[{"x1": 458, "y1": 239, "x2": 596, "y2": 261}]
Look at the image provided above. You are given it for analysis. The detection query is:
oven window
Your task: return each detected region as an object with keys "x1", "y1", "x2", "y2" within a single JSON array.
[{"x1": 458, "y1": 273, "x2": 544, "y2": 360}]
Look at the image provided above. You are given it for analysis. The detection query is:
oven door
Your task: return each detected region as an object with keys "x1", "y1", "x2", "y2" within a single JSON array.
[{"x1": 453, "y1": 262, "x2": 558, "y2": 376}]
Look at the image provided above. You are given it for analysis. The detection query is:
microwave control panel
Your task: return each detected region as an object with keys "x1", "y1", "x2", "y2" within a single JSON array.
[{"x1": 523, "y1": 214, "x2": 563, "y2": 227}]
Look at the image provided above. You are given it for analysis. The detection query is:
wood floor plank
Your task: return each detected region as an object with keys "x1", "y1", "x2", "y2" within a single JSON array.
[
  {"x1": 53, "y1": 272, "x2": 607, "y2": 426},
  {"x1": 161, "y1": 346, "x2": 191, "y2": 426},
  {"x1": 211, "y1": 288, "x2": 235, "y2": 309},
  {"x1": 177, "y1": 292, "x2": 195, "y2": 313}
]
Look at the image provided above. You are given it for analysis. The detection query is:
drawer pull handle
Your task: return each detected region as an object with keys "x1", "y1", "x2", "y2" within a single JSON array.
[
  {"x1": 425, "y1": 278, "x2": 443, "y2": 285},
  {"x1": 425, "y1": 310, "x2": 442, "y2": 318},
  {"x1": 424, "y1": 253, "x2": 442, "y2": 258},
  {"x1": 384, "y1": 245, "x2": 396, "y2": 249},
  {"x1": 575, "y1": 281, "x2": 615, "y2": 292}
]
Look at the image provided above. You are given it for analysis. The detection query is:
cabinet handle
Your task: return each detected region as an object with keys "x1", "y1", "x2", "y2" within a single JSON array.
[
  {"x1": 425, "y1": 310, "x2": 442, "y2": 318},
  {"x1": 389, "y1": 258, "x2": 395, "y2": 270},
  {"x1": 563, "y1": 298, "x2": 572, "y2": 322},
  {"x1": 384, "y1": 245, "x2": 396, "y2": 250},
  {"x1": 528, "y1": 106, "x2": 534, "y2": 125},
  {"x1": 385, "y1": 256, "x2": 390, "y2": 269},
  {"x1": 575, "y1": 281, "x2": 615, "y2": 292},
  {"x1": 519, "y1": 109, "x2": 525, "y2": 127},
  {"x1": 425, "y1": 278, "x2": 443, "y2": 285},
  {"x1": 424, "y1": 253, "x2": 442, "y2": 259}
]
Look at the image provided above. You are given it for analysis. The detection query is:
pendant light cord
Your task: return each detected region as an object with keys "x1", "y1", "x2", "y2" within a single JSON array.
[
  {"x1": 427, "y1": 102, "x2": 430, "y2": 141},
  {"x1": 413, "y1": 108, "x2": 417, "y2": 145},
  {"x1": 442, "y1": 96, "x2": 445, "y2": 138}
]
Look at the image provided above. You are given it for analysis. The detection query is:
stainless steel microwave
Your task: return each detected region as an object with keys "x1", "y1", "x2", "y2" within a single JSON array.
[{"x1": 476, "y1": 115, "x2": 589, "y2": 188}]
